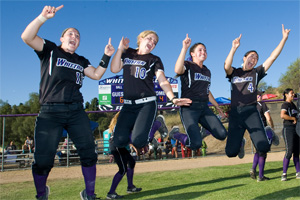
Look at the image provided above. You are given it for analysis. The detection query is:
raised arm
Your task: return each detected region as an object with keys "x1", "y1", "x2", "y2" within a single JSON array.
[
  {"x1": 263, "y1": 24, "x2": 291, "y2": 72},
  {"x1": 224, "y1": 34, "x2": 242, "y2": 75},
  {"x1": 175, "y1": 34, "x2": 191, "y2": 75},
  {"x1": 110, "y1": 37, "x2": 129, "y2": 73},
  {"x1": 156, "y1": 71, "x2": 192, "y2": 106},
  {"x1": 84, "y1": 38, "x2": 115, "y2": 80},
  {"x1": 21, "y1": 5, "x2": 64, "y2": 51}
]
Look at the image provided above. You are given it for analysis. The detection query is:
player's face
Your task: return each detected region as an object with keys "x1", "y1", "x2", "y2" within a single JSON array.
[
  {"x1": 138, "y1": 33, "x2": 157, "y2": 54},
  {"x1": 191, "y1": 44, "x2": 207, "y2": 63},
  {"x1": 286, "y1": 90, "x2": 295, "y2": 101},
  {"x1": 60, "y1": 28, "x2": 80, "y2": 54},
  {"x1": 243, "y1": 52, "x2": 258, "y2": 71}
]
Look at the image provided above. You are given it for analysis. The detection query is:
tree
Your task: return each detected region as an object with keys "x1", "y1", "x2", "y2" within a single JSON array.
[{"x1": 279, "y1": 58, "x2": 300, "y2": 93}]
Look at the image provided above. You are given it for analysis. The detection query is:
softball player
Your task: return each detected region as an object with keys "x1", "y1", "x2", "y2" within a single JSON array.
[
  {"x1": 224, "y1": 24, "x2": 290, "y2": 158},
  {"x1": 21, "y1": 5, "x2": 115, "y2": 200},
  {"x1": 280, "y1": 88, "x2": 300, "y2": 181},
  {"x1": 169, "y1": 34, "x2": 227, "y2": 151},
  {"x1": 110, "y1": 31, "x2": 191, "y2": 150}
]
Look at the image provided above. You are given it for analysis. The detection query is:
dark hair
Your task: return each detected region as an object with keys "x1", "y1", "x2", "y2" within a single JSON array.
[
  {"x1": 189, "y1": 43, "x2": 206, "y2": 57},
  {"x1": 244, "y1": 50, "x2": 259, "y2": 60},
  {"x1": 283, "y1": 88, "x2": 293, "y2": 101}
]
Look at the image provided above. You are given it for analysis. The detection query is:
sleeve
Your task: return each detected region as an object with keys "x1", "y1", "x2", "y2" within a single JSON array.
[
  {"x1": 256, "y1": 65, "x2": 267, "y2": 83},
  {"x1": 34, "y1": 39, "x2": 56, "y2": 59},
  {"x1": 226, "y1": 67, "x2": 235, "y2": 82},
  {"x1": 262, "y1": 102, "x2": 270, "y2": 114},
  {"x1": 281, "y1": 102, "x2": 288, "y2": 113},
  {"x1": 154, "y1": 56, "x2": 164, "y2": 72}
]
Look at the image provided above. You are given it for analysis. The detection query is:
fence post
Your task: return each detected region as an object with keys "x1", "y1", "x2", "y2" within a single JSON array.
[{"x1": 1, "y1": 117, "x2": 6, "y2": 172}]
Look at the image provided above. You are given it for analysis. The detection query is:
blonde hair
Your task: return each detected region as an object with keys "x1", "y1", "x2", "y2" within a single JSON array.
[
  {"x1": 137, "y1": 30, "x2": 159, "y2": 47},
  {"x1": 108, "y1": 112, "x2": 120, "y2": 133}
]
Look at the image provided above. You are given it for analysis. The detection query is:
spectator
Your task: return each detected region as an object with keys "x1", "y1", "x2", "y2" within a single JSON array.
[
  {"x1": 6, "y1": 141, "x2": 17, "y2": 154},
  {"x1": 22, "y1": 136, "x2": 33, "y2": 153},
  {"x1": 201, "y1": 140, "x2": 207, "y2": 157},
  {"x1": 164, "y1": 137, "x2": 173, "y2": 159},
  {"x1": 171, "y1": 138, "x2": 179, "y2": 159}
]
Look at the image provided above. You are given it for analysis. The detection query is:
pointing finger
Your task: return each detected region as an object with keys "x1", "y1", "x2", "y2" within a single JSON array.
[
  {"x1": 108, "y1": 37, "x2": 111, "y2": 45},
  {"x1": 56, "y1": 5, "x2": 64, "y2": 11}
]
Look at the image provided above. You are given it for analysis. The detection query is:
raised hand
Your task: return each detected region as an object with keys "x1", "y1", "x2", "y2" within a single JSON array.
[
  {"x1": 183, "y1": 34, "x2": 191, "y2": 50},
  {"x1": 282, "y1": 24, "x2": 291, "y2": 39},
  {"x1": 232, "y1": 34, "x2": 242, "y2": 50},
  {"x1": 118, "y1": 37, "x2": 130, "y2": 51},
  {"x1": 105, "y1": 38, "x2": 115, "y2": 56},
  {"x1": 173, "y1": 98, "x2": 192, "y2": 106},
  {"x1": 41, "y1": 5, "x2": 64, "y2": 20}
]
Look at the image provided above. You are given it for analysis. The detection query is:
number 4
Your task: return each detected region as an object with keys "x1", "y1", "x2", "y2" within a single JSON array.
[{"x1": 247, "y1": 83, "x2": 254, "y2": 93}]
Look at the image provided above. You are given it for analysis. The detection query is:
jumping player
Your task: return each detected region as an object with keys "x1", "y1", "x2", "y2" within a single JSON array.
[
  {"x1": 21, "y1": 5, "x2": 115, "y2": 200},
  {"x1": 110, "y1": 30, "x2": 191, "y2": 150},
  {"x1": 280, "y1": 88, "x2": 300, "y2": 181},
  {"x1": 224, "y1": 24, "x2": 290, "y2": 158},
  {"x1": 169, "y1": 34, "x2": 227, "y2": 151}
]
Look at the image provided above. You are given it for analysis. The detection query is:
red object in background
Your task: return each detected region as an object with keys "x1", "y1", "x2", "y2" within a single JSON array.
[{"x1": 262, "y1": 94, "x2": 277, "y2": 100}]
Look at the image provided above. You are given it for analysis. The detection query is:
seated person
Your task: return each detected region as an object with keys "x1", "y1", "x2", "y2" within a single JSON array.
[
  {"x1": 164, "y1": 137, "x2": 173, "y2": 158},
  {"x1": 6, "y1": 141, "x2": 17, "y2": 154},
  {"x1": 22, "y1": 136, "x2": 33, "y2": 153}
]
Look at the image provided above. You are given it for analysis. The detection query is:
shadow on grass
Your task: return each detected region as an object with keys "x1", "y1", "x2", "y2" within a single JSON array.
[
  {"x1": 252, "y1": 186, "x2": 300, "y2": 200},
  {"x1": 124, "y1": 173, "x2": 246, "y2": 199}
]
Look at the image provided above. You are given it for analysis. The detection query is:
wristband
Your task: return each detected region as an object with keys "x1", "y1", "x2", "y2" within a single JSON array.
[
  {"x1": 37, "y1": 14, "x2": 47, "y2": 23},
  {"x1": 171, "y1": 97, "x2": 177, "y2": 103},
  {"x1": 99, "y1": 54, "x2": 111, "y2": 68}
]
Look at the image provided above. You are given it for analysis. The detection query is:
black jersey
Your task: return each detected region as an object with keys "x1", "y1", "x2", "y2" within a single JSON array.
[
  {"x1": 281, "y1": 101, "x2": 298, "y2": 127},
  {"x1": 121, "y1": 48, "x2": 164, "y2": 100},
  {"x1": 35, "y1": 39, "x2": 90, "y2": 104},
  {"x1": 179, "y1": 61, "x2": 211, "y2": 102},
  {"x1": 227, "y1": 65, "x2": 266, "y2": 107},
  {"x1": 257, "y1": 101, "x2": 270, "y2": 127}
]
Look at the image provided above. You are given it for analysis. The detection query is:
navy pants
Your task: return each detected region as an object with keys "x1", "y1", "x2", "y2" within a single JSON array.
[
  {"x1": 111, "y1": 147, "x2": 135, "y2": 175},
  {"x1": 226, "y1": 105, "x2": 270, "y2": 157},
  {"x1": 282, "y1": 126, "x2": 300, "y2": 159},
  {"x1": 180, "y1": 102, "x2": 227, "y2": 150},
  {"x1": 113, "y1": 101, "x2": 157, "y2": 149},
  {"x1": 32, "y1": 103, "x2": 97, "y2": 175}
]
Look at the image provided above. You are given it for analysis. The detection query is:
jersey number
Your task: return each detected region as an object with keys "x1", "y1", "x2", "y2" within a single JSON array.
[
  {"x1": 76, "y1": 72, "x2": 84, "y2": 85},
  {"x1": 247, "y1": 83, "x2": 254, "y2": 93},
  {"x1": 135, "y1": 67, "x2": 147, "y2": 79}
]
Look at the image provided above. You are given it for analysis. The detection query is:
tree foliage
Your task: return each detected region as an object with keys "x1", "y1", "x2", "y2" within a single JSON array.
[{"x1": 278, "y1": 58, "x2": 300, "y2": 93}]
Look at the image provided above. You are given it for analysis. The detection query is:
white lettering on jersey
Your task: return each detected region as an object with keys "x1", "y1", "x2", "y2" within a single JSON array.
[
  {"x1": 232, "y1": 76, "x2": 253, "y2": 83},
  {"x1": 56, "y1": 58, "x2": 84, "y2": 72},
  {"x1": 123, "y1": 58, "x2": 146, "y2": 66},
  {"x1": 194, "y1": 73, "x2": 211, "y2": 82}
]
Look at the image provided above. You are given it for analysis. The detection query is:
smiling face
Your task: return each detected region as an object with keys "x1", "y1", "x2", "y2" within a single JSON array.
[
  {"x1": 243, "y1": 51, "x2": 258, "y2": 71},
  {"x1": 285, "y1": 90, "x2": 295, "y2": 101},
  {"x1": 137, "y1": 31, "x2": 158, "y2": 55},
  {"x1": 190, "y1": 44, "x2": 207, "y2": 63},
  {"x1": 60, "y1": 28, "x2": 80, "y2": 54}
]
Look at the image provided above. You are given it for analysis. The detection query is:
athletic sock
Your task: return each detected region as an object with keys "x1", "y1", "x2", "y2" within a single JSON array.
[
  {"x1": 174, "y1": 133, "x2": 188, "y2": 146},
  {"x1": 109, "y1": 172, "x2": 124, "y2": 194},
  {"x1": 293, "y1": 156, "x2": 300, "y2": 173},
  {"x1": 32, "y1": 172, "x2": 48, "y2": 198},
  {"x1": 283, "y1": 157, "x2": 290, "y2": 174},
  {"x1": 82, "y1": 165, "x2": 96, "y2": 196},
  {"x1": 127, "y1": 168, "x2": 134, "y2": 189},
  {"x1": 258, "y1": 156, "x2": 266, "y2": 178},
  {"x1": 149, "y1": 121, "x2": 160, "y2": 142},
  {"x1": 252, "y1": 153, "x2": 259, "y2": 170}
]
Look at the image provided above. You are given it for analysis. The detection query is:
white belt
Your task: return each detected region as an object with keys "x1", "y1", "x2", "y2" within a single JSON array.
[{"x1": 124, "y1": 96, "x2": 156, "y2": 105}]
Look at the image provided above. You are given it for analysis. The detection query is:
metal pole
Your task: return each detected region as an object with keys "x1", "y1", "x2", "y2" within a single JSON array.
[
  {"x1": 1, "y1": 117, "x2": 6, "y2": 172},
  {"x1": 67, "y1": 134, "x2": 69, "y2": 167}
]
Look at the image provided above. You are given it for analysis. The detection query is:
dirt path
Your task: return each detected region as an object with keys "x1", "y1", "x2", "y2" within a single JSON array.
[{"x1": 0, "y1": 151, "x2": 285, "y2": 184}]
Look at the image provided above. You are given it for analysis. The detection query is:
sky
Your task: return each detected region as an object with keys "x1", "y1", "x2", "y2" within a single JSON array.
[{"x1": 0, "y1": 0, "x2": 299, "y2": 106}]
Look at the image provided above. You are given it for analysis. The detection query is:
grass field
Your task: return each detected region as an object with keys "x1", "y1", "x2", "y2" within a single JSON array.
[{"x1": 0, "y1": 161, "x2": 299, "y2": 200}]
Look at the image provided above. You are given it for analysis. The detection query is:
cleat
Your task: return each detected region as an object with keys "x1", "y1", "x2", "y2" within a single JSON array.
[
  {"x1": 257, "y1": 176, "x2": 270, "y2": 182},
  {"x1": 296, "y1": 172, "x2": 300, "y2": 179},
  {"x1": 272, "y1": 133, "x2": 280, "y2": 146},
  {"x1": 106, "y1": 192, "x2": 124, "y2": 199},
  {"x1": 127, "y1": 185, "x2": 142, "y2": 193},
  {"x1": 238, "y1": 138, "x2": 246, "y2": 159},
  {"x1": 250, "y1": 169, "x2": 256, "y2": 180},
  {"x1": 80, "y1": 189, "x2": 100, "y2": 200},
  {"x1": 156, "y1": 115, "x2": 168, "y2": 138},
  {"x1": 281, "y1": 174, "x2": 287, "y2": 181},
  {"x1": 168, "y1": 126, "x2": 179, "y2": 140}
]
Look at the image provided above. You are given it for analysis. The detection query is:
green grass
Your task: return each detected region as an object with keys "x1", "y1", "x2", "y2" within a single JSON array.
[{"x1": 1, "y1": 161, "x2": 299, "y2": 200}]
